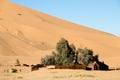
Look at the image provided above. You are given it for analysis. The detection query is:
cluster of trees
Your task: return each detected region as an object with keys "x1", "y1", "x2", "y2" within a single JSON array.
[{"x1": 41, "y1": 38, "x2": 99, "y2": 66}]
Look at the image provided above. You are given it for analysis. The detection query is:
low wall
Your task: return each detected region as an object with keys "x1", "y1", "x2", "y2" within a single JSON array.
[{"x1": 55, "y1": 64, "x2": 86, "y2": 69}]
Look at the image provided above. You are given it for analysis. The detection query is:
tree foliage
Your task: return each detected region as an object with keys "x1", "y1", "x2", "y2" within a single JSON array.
[
  {"x1": 41, "y1": 38, "x2": 75, "y2": 66},
  {"x1": 41, "y1": 38, "x2": 99, "y2": 66},
  {"x1": 76, "y1": 48, "x2": 98, "y2": 65}
]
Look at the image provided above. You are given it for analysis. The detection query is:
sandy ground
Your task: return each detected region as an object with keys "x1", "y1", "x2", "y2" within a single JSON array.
[
  {"x1": 1, "y1": 68, "x2": 119, "y2": 80},
  {"x1": 23, "y1": 69, "x2": 120, "y2": 80}
]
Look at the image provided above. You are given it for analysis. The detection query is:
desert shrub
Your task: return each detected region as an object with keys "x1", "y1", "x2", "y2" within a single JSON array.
[
  {"x1": 41, "y1": 38, "x2": 75, "y2": 66},
  {"x1": 76, "y1": 48, "x2": 98, "y2": 65},
  {"x1": 11, "y1": 68, "x2": 17, "y2": 73},
  {"x1": 17, "y1": 76, "x2": 23, "y2": 79},
  {"x1": 41, "y1": 55, "x2": 55, "y2": 65},
  {"x1": 55, "y1": 38, "x2": 75, "y2": 65},
  {"x1": 18, "y1": 13, "x2": 22, "y2": 16},
  {"x1": 54, "y1": 52, "x2": 74, "y2": 66},
  {"x1": 15, "y1": 59, "x2": 21, "y2": 66},
  {"x1": 41, "y1": 38, "x2": 99, "y2": 66},
  {"x1": 32, "y1": 64, "x2": 44, "y2": 71},
  {"x1": 23, "y1": 64, "x2": 29, "y2": 67}
]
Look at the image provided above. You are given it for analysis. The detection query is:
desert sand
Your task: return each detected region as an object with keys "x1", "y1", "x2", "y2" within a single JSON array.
[
  {"x1": 1, "y1": 68, "x2": 120, "y2": 80},
  {"x1": 24, "y1": 69, "x2": 120, "y2": 80},
  {"x1": 0, "y1": 0, "x2": 119, "y2": 68}
]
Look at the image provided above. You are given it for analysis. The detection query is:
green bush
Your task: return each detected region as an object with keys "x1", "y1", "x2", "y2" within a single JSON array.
[
  {"x1": 41, "y1": 54, "x2": 55, "y2": 65},
  {"x1": 41, "y1": 38, "x2": 99, "y2": 66},
  {"x1": 76, "y1": 48, "x2": 98, "y2": 65},
  {"x1": 11, "y1": 68, "x2": 17, "y2": 73},
  {"x1": 41, "y1": 38, "x2": 75, "y2": 66}
]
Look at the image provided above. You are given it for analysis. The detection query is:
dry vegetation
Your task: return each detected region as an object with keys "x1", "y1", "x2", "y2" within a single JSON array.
[{"x1": 0, "y1": 66, "x2": 30, "y2": 80}]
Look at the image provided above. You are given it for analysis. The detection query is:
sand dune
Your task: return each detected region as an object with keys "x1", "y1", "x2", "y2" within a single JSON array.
[{"x1": 0, "y1": 0, "x2": 120, "y2": 67}]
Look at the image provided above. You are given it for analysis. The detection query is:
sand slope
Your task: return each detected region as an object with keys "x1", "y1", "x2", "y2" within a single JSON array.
[{"x1": 0, "y1": 1, "x2": 120, "y2": 67}]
